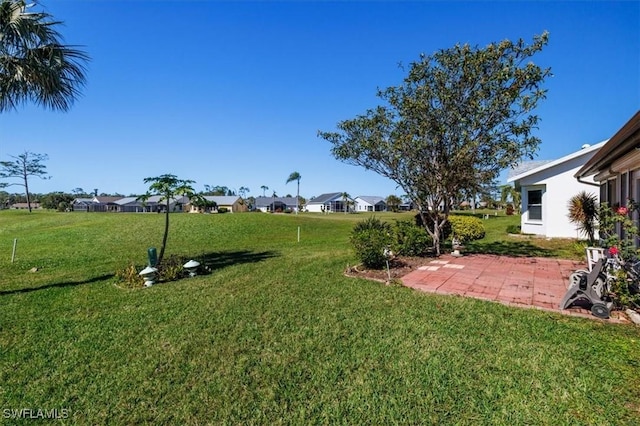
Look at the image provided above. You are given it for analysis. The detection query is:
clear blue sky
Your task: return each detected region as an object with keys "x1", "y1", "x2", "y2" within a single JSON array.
[{"x1": 1, "y1": 0, "x2": 638, "y2": 199}]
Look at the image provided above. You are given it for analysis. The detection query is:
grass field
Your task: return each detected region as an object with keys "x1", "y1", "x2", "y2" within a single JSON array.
[{"x1": 1, "y1": 210, "x2": 639, "y2": 424}]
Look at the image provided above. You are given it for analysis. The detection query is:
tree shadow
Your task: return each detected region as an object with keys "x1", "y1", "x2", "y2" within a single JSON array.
[
  {"x1": 464, "y1": 241, "x2": 555, "y2": 257},
  {"x1": 1, "y1": 250, "x2": 280, "y2": 296},
  {"x1": 0, "y1": 274, "x2": 115, "y2": 296},
  {"x1": 196, "y1": 250, "x2": 280, "y2": 272}
]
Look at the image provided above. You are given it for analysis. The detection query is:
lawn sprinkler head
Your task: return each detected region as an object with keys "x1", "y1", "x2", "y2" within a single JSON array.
[
  {"x1": 139, "y1": 266, "x2": 158, "y2": 287},
  {"x1": 183, "y1": 259, "x2": 201, "y2": 277}
]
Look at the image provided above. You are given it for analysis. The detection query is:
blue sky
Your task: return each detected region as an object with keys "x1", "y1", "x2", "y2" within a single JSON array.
[{"x1": 1, "y1": 0, "x2": 638, "y2": 199}]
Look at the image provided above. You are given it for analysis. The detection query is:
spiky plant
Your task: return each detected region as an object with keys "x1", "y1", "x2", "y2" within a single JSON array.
[{"x1": 567, "y1": 191, "x2": 598, "y2": 244}]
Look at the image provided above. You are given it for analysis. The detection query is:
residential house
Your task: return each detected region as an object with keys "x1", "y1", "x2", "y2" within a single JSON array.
[
  {"x1": 305, "y1": 192, "x2": 353, "y2": 213},
  {"x1": 507, "y1": 141, "x2": 606, "y2": 238},
  {"x1": 354, "y1": 196, "x2": 387, "y2": 212},
  {"x1": 115, "y1": 195, "x2": 188, "y2": 213},
  {"x1": 253, "y1": 196, "x2": 298, "y2": 213},
  {"x1": 188, "y1": 196, "x2": 247, "y2": 213},
  {"x1": 575, "y1": 110, "x2": 640, "y2": 218},
  {"x1": 399, "y1": 201, "x2": 415, "y2": 211},
  {"x1": 10, "y1": 202, "x2": 41, "y2": 210},
  {"x1": 72, "y1": 196, "x2": 121, "y2": 212}
]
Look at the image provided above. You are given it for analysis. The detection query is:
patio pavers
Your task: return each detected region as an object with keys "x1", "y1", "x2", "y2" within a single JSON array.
[{"x1": 401, "y1": 253, "x2": 616, "y2": 320}]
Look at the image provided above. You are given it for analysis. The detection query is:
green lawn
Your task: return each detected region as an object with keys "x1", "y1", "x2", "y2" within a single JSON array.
[{"x1": 0, "y1": 210, "x2": 638, "y2": 424}]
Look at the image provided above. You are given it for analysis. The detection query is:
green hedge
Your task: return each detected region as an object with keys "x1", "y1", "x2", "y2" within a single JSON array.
[{"x1": 448, "y1": 215, "x2": 485, "y2": 242}]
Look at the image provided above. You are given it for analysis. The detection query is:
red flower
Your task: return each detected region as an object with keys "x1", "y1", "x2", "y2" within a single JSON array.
[
  {"x1": 609, "y1": 246, "x2": 619, "y2": 255},
  {"x1": 617, "y1": 206, "x2": 629, "y2": 215}
]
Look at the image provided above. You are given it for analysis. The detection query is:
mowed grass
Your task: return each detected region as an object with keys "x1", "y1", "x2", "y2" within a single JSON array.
[{"x1": 0, "y1": 210, "x2": 639, "y2": 424}]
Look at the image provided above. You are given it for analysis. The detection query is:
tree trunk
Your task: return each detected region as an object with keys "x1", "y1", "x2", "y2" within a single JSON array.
[
  {"x1": 158, "y1": 199, "x2": 170, "y2": 265},
  {"x1": 24, "y1": 174, "x2": 31, "y2": 213}
]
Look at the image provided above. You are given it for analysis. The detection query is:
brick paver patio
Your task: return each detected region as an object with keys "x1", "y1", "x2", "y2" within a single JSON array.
[{"x1": 401, "y1": 253, "x2": 619, "y2": 320}]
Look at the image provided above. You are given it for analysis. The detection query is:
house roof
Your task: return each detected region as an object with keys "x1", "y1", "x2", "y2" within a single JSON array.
[
  {"x1": 73, "y1": 198, "x2": 95, "y2": 204},
  {"x1": 507, "y1": 141, "x2": 607, "y2": 183},
  {"x1": 95, "y1": 196, "x2": 122, "y2": 203},
  {"x1": 254, "y1": 196, "x2": 298, "y2": 207},
  {"x1": 506, "y1": 160, "x2": 553, "y2": 180},
  {"x1": 575, "y1": 110, "x2": 640, "y2": 178},
  {"x1": 114, "y1": 197, "x2": 139, "y2": 205},
  {"x1": 355, "y1": 196, "x2": 386, "y2": 205},
  {"x1": 202, "y1": 196, "x2": 241, "y2": 205},
  {"x1": 306, "y1": 192, "x2": 345, "y2": 204}
]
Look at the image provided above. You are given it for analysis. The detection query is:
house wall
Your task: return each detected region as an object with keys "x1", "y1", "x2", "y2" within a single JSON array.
[{"x1": 518, "y1": 153, "x2": 599, "y2": 238}]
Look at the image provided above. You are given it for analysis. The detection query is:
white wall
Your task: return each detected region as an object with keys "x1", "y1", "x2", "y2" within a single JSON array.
[{"x1": 518, "y1": 153, "x2": 599, "y2": 239}]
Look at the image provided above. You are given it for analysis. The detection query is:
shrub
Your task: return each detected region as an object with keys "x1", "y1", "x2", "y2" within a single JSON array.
[
  {"x1": 350, "y1": 217, "x2": 393, "y2": 269},
  {"x1": 115, "y1": 262, "x2": 145, "y2": 288},
  {"x1": 217, "y1": 207, "x2": 229, "y2": 214},
  {"x1": 506, "y1": 204, "x2": 515, "y2": 215},
  {"x1": 157, "y1": 254, "x2": 187, "y2": 282},
  {"x1": 506, "y1": 224, "x2": 521, "y2": 234},
  {"x1": 448, "y1": 215, "x2": 485, "y2": 242},
  {"x1": 393, "y1": 220, "x2": 431, "y2": 256}
]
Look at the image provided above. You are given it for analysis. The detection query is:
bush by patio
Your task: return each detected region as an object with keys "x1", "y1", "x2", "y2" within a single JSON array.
[{"x1": 448, "y1": 215, "x2": 486, "y2": 242}]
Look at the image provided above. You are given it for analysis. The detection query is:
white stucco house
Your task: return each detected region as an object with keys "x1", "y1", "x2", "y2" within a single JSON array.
[
  {"x1": 354, "y1": 196, "x2": 387, "y2": 212},
  {"x1": 305, "y1": 192, "x2": 353, "y2": 213},
  {"x1": 507, "y1": 141, "x2": 606, "y2": 238}
]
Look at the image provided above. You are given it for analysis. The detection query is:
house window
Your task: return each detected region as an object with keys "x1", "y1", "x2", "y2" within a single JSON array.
[{"x1": 528, "y1": 189, "x2": 542, "y2": 221}]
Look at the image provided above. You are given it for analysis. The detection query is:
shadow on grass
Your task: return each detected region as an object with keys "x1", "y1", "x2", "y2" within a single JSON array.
[
  {"x1": 464, "y1": 241, "x2": 555, "y2": 257},
  {"x1": 0, "y1": 274, "x2": 115, "y2": 296},
  {"x1": 197, "y1": 250, "x2": 280, "y2": 272},
  {"x1": 1, "y1": 250, "x2": 280, "y2": 296}
]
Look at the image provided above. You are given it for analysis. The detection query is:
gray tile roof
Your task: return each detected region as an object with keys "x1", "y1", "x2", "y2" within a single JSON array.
[
  {"x1": 507, "y1": 160, "x2": 553, "y2": 179},
  {"x1": 202, "y1": 196, "x2": 241, "y2": 205},
  {"x1": 306, "y1": 192, "x2": 344, "y2": 204},
  {"x1": 254, "y1": 196, "x2": 298, "y2": 208},
  {"x1": 356, "y1": 196, "x2": 386, "y2": 205}
]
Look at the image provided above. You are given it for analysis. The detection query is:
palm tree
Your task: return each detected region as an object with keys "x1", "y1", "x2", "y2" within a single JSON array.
[
  {"x1": 341, "y1": 192, "x2": 350, "y2": 214},
  {"x1": 261, "y1": 185, "x2": 269, "y2": 197},
  {"x1": 285, "y1": 171, "x2": 301, "y2": 214},
  {"x1": 568, "y1": 191, "x2": 598, "y2": 244},
  {"x1": 0, "y1": 0, "x2": 90, "y2": 112},
  {"x1": 386, "y1": 194, "x2": 402, "y2": 212},
  {"x1": 500, "y1": 184, "x2": 522, "y2": 212}
]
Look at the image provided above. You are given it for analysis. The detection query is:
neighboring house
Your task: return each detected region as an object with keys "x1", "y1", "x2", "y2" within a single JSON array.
[
  {"x1": 305, "y1": 192, "x2": 353, "y2": 213},
  {"x1": 72, "y1": 196, "x2": 121, "y2": 212},
  {"x1": 11, "y1": 202, "x2": 41, "y2": 210},
  {"x1": 507, "y1": 140, "x2": 607, "y2": 238},
  {"x1": 115, "y1": 195, "x2": 188, "y2": 213},
  {"x1": 354, "y1": 196, "x2": 387, "y2": 212},
  {"x1": 575, "y1": 110, "x2": 640, "y2": 217},
  {"x1": 399, "y1": 202, "x2": 415, "y2": 211},
  {"x1": 188, "y1": 196, "x2": 247, "y2": 213},
  {"x1": 253, "y1": 196, "x2": 298, "y2": 213}
]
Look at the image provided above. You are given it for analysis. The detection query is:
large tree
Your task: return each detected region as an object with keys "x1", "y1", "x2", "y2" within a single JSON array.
[
  {"x1": 0, "y1": 151, "x2": 50, "y2": 212},
  {"x1": 0, "y1": 0, "x2": 89, "y2": 112},
  {"x1": 139, "y1": 174, "x2": 197, "y2": 266},
  {"x1": 319, "y1": 33, "x2": 550, "y2": 255},
  {"x1": 285, "y1": 171, "x2": 301, "y2": 214}
]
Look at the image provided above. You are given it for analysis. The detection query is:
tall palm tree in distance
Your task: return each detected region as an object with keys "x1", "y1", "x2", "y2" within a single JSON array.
[
  {"x1": 261, "y1": 185, "x2": 268, "y2": 197},
  {"x1": 286, "y1": 171, "x2": 301, "y2": 214},
  {"x1": 0, "y1": 0, "x2": 90, "y2": 112},
  {"x1": 341, "y1": 192, "x2": 350, "y2": 214}
]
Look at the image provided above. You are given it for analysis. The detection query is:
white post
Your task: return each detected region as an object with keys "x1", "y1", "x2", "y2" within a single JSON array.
[
  {"x1": 11, "y1": 238, "x2": 17, "y2": 263},
  {"x1": 297, "y1": 226, "x2": 300, "y2": 242}
]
